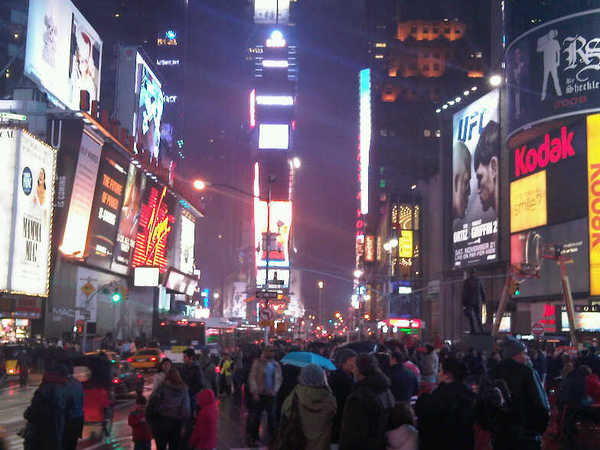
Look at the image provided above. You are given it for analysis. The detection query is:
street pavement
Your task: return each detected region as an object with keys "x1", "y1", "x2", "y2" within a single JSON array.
[{"x1": 0, "y1": 373, "x2": 268, "y2": 450}]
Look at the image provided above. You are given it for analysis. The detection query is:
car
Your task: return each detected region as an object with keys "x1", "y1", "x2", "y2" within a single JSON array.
[
  {"x1": 111, "y1": 361, "x2": 144, "y2": 396},
  {"x1": 2, "y1": 345, "x2": 26, "y2": 376},
  {"x1": 85, "y1": 350, "x2": 120, "y2": 364},
  {"x1": 127, "y1": 348, "x2": 164, "y2": 371}
]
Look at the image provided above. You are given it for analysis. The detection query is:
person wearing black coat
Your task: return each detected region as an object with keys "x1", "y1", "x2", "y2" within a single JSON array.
[
  {"x1": 415, "y1": 357, "x2": 477, "y2": 450},
  {"x1": 63, "y1": 371, "x2": 84, "y2": 450},
  {"x1": 339, "y1": 354, "x2": 395, "y2": 450},
  {"x1": 389, "y1": 351, "x2": 418, "y2": 403},
  {"x1": 489, "y1": 337, "x2": 549, "y2": 450},
  {"x1": 328, "y1": 348, "x2": 356, "y2": 444}
]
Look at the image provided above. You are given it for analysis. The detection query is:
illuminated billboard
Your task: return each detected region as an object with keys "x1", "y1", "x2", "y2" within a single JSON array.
[
  {"x1": 179, "y1": 213, "x2": 195, "y2": 275},
  {"x1": 588, "y1": 114, "x2": 600, "y2": 295},
  {"x1": 452, "y1": 89, "x2": 499, "y2": 267},
  {"x1": 131, "y1": 185, "x2": 175, "y2": 272},
  {"x1": 254, "y1": 200, "x2": 292, "y2": 268},
  {"x1": 135, "y1": 53, "x2": 164, "y2": 159},
  {"x1": 359, "y1": 69, "x2": 372, "y2": 215},
  {"x1": 257, "y1": 268, "x2": 290, "y2": 289},
  {"x1": 0, "y1": 128, "x2": 57, "y2": 297},
  {"x1": 25, "y1": 0, "x2": 102, "y2": 110},
  {"x1": 254, "y1": 0, "x2": 290, "y2": 25},
  {"x1": 258, "y1": 124, "x2": 289, "y2": 150},
  {"x1": 510, "y1": 171, "x2": 547, "y2": 233}
]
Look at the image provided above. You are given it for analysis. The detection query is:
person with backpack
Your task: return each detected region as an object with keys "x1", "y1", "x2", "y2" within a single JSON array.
[
  {"x1": 483, "y1": 337, "x2": 549, "y2": 450},
  {"x1": 415, "y1": 357, "x2": 477, "y2": 450},
  {"x1": 339, "y1": 353, "x2": 395, "y2": 450}
]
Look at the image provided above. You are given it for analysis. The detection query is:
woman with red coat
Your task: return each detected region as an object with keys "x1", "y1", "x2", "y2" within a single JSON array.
[{"x1": 189, "y1": 388, "x2": 218, "y2": 450}]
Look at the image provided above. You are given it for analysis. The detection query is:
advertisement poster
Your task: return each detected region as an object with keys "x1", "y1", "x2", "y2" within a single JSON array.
[
  {"x1": 510, "y1": 218, "x2": 589, "y2": 297},
  {"x1": 10, "y1": 130, "x2": 57, "y2": 296},
  {"x1": 224, "y1": 281, "x2": 248, "y2": 319},
  {"x1": 179, "y1": 214, "x2": 195, "y2": 275},
  {"x1": 25, "y1": 0, "x2": 102, "y2": 111},
  {"x1": 60, "y1": 129, "x2": 102, "y2": 256},
  {"x1": 112, "y1": 163, "x2": 145, "y2": 272},
  {"x1": 451, "y1": 89, "x2": 499, "y2": 267},
  {"x1": 254, "y1": 200, "x2": 292, "y2": 269},
  {"x1": 506, "y1": 10, "x2": 600, "y2": 138},
  {"x1": 587, "y1": 113, "x2": 600, "y2": 296},
  {"x1": 510, "y1": 171, "x2": 547, "y2": 233},
  {"x1": 0, "y1": 129, "x2": 18, "y2": 291},
  {"x1": 135, "y1": 53, "x2": 164, "y2": 159},
  {"x1": 86, "y1": 148, "x2": 128, "y2": 270},
  {"x1": 254, "y1": 0, "x2": 290, "y2": 25}
]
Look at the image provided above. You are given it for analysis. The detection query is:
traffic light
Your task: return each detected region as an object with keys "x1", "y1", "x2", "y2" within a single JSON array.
[
  {"x1": 511, "y1": 280, "x2": 520, "y2": 297},
  {"x1": 111, "y1": 290, "x2": 122, "y2": 303}
]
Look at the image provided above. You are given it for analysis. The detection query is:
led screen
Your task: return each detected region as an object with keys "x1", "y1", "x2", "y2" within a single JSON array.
[
  {"x1": 452, "y1": 89, "x2": 499, "y2": 267},
  {"x1": 359, "y1": 69, "x2": 372, "y2": 215},
  {"x1": 256, "y1": 268, "x2": 290, "y2": 289},
  {"x1": 510, "y1": 171, "x2": 547, "y2": 233},
  {"x1": 254, "y1": 200, "x2": 292, "y2": 268},
  {"x1": 258, "y1": 124, "x2": 289, "y2": 150},
  {"x1": 180, "y1": 214, "x2": 195, "y2": 275},
  {"x1": 135, "y1": 53, "x2": 164, "y2": 159},
  {"x1": 25, "y1": 0, "x2": 102, "y2": 110},
  {"x1": 254, "y1": 0, "x2": 290, "y2": 25}
]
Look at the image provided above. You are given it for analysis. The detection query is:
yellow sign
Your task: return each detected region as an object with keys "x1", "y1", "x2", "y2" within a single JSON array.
[
  {"x1": 81, "y1": 282, "x2": 95, "y2": 296},
  {"x1": 398, "y1": 230, "x2": 413, "y2": 258},
  {"x1": 510, "y1": 171, "x2": 547, "y2": 233},
  {"x1": 587, "y1": 114, "x2": 600, "y2": 295}
]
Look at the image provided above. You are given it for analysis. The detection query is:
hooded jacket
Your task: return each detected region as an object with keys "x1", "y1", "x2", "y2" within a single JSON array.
[
  {"x1": 328, "y1": 368, "x2": 354, "y2": 443},
  {"x1": 339, "y1": 370, "x2": 394, "y2": 450},
  {"x1": 248, "y1": 357, "x2": 282, "y2": 396},
  {"x1": 282, "y1": 384, "x2": 337, "y2": 450},
  {"x1": 152, "y1": 381, "x2": 191, "y2": 420},
  {"x1": 386, "y1": 424, "x2": 418, "y2": 450},
  {"x1": 189, "y1": 389, "x2": 218, "y2": 449}
]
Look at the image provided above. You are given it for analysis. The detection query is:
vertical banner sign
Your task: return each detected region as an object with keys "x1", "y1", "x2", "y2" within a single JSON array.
[
  {"x1": 359, "y1": 69, "x2": 372, "y2": 215},
  {"x1": 588, "y1": 114, "x2": 600, "y2": 296},
  {"x1": 452, "y1": 89, "x2": 500, "y2": 267},
  {"x1": 60, "y1": 130, "x2": 102, "y2": 256},
  {"x1": 0, "y1": 129, "x2": 57, "y2": 296}
]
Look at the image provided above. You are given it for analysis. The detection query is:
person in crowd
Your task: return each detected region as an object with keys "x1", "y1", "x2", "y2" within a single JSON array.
[
  {"x1": 488, "y1": 337, "x2": 549, "y2": 450},
  {"x1": 221, "y1": 353, "x2": 234, "y2": 396},
  {"x1": 147, "y1": 368, "x2": 191, "y2": 450},
  {"x1": 420, "y1": 344, "x2": 439, "y2": 384},
  {"x1": 63, "y1": 364, "x2": 84, "y2": 450},
  {"x1": 402, "y1": 352, "x2": 421, "y2": 383},
  {"x1": 339, "y1": 353, "x2": 395, "y2": 450},
  {"x1": 23, "y1": 362, "x2": 69, "y2": 450},
  {"x1": 246, "y1": 346, "x2": 282, "y2": 446},
  {"x1": 17, "y1": 350, "x2": 29, "y2": 387},
  {"x1": 530, "y1": 349, "x2": 548, "y2": 385},
  {"x1": 280, "y1": 364, "x2": 336, "y2": 450},
  {"x1": 153, "y1": 358, "x2": 172, "y2": 392},
  {"x1": 189, "y1": 388, "x2": 218, "y2": 450},
  {"x1": 180, "y1": 349, "x2": 206, "y2": 411},
  {"x1": 487, "y1": 351, "x2": 501, "y2": 374},
  {"x1": 583, "y1": 364, "x2": 600, "y2": 403},
  {"x1": 128, "y1": 395, "x2": 153, "y2": 450},
  {"x1": 375, "y1": 352, "x2": 392, "y2": 379},
  {"x1": 276, "y1": 361, "x2": 301, "y2": 422},
  {"x1": 199, "y1": 351, "x2": 219, "y2": 395},
  {"x1": 328, "y1": 348, "x2": 356, "y2": 446},
  {"x1": 386, "y1": 403, "x2": 418, "y2": 450},
  {"x1": 389, "y1": 351, "x2": 418, "y2": 404},
  {"x1": 415, "y1": 357, "x2": 476, "y2": 450}
]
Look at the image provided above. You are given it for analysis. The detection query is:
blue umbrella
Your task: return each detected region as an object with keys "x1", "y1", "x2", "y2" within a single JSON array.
[{"x1": 281, "y1": 351, "x2": 337, "y2": 371}]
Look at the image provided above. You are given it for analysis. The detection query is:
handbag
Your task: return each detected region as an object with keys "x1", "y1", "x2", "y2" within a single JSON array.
[{"x1": 270, "y1": 392, "x2": 306, "y2": 450}]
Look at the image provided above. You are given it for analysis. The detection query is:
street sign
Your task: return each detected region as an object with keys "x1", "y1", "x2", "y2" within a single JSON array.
[
  {"x1": 260, "y1": 308, "x2": 274, "y2": 321},
  {"x1": 256, "y1": 290, "x2": 278, "y2": 300},
  {"x1": 532, "y1": 322, "x2": 545, "y2": 337},
  {"x1": 259, "y1": 320, "x2": 274, "y2": 328},
  {"x1": 269, "y1": 279, "x2": 285, "y2": 285},
  {"x1": 81, "y1": 282, "x2": 95, "y2": 296}
]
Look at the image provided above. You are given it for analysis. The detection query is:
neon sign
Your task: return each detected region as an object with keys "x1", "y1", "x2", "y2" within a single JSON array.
[{"x1": 132, "y1": 186, "x2": 174, "y2": 272}]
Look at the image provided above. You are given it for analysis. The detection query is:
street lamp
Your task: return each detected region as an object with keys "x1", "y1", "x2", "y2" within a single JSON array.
[
  {"x1": 353, "y1": 269, "x2": 363, "y2": 278},
  {"x1": 193, "y1": 179, "x2": 207, "y2": 191},
  {"x1": 317, "y1": 281, "x2": 324, "y2": 324},
  {"x1": 292, "y1": 157, "x2": 301, "y2": 169},
  {"x1": 213, "y1": 292, "x2": 220, "y2": 300}
]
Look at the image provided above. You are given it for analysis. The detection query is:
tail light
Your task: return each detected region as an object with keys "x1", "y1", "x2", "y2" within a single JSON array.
[
  {"x1": 215, "y1": 366, "x2": 221, "y2": 374},
  {"x1": 7, "y1": 368, "x2": 14, "y2": 374},
  {"x1": 127, "y1": 357, "x2": 133, "y2": 363},
  {"x1": 150, "y1": 356, "x2": 157, "y2": 362},
  {"x1": 137, "y1": 373, "x2": 143, "y2": 379},
  {"x1": 112, "y1": 377, "x2": 120, "y2": 384}
]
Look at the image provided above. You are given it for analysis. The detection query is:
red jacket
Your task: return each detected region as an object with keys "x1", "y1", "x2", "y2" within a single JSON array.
[
  {"x1": 189, "y1": 389, "x2": 218, "y2": 449},
  {"x1": 586, "y1": 373, "x2": 600, "y2": 403},
  {"x1": 128, "y1": 408, "x2": 153, "y2": 442},
  {"x1": 83, "y1": 387, "x2": 110, "y2": 423}
]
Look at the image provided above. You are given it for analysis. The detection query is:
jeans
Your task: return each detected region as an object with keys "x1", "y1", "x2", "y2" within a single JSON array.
[
  {"x1": 246, "y1": 394, "x2": 276, "y2": 443},
  {"x1": 63, "y1": 417, "x2": 83, "y2": 450},
  {"x1": 154, "y1": 417, "x2": 184, "y2": 450},
  {"x1": 134, "y1": 442, "x2": 151, "y2": 450}
]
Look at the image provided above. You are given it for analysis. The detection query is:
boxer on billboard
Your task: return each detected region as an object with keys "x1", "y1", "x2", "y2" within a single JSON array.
[
  {"x1": 474, "y1": 121, "x2": 500, "y2": 213},
  {"x1": 452, "y1": 142, "x2": 471, "y2": 219}
]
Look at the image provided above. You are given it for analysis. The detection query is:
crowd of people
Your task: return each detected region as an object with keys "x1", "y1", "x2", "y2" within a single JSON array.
[{"x1": 4, "y1": 335, "x2": 600, "y2": 449}]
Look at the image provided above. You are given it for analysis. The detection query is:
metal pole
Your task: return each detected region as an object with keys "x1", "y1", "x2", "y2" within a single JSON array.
[
  {"x1": 82, "y1": 320, "x2": 88, "y2": 353},
  {"x1": 318, "y1": 287, "x2": 323, "y2": 325},
  {"x1": 492, "y1": 273, "x2": 512, "y2": 337},
  {"x1": 264, "y1": 177, "x2": 273, "y2": 343},
  {"x1": 559, "y1": 260, "x2": 578, "y2": 347}
]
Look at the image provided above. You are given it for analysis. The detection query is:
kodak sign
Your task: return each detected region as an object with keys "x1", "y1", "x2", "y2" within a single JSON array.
[
  {"x1": 587, "y1": 114, "x2": 600, "y2": 296},
  {"x1": 514, "y1": 126, "x2": 576, "y2": 178}
]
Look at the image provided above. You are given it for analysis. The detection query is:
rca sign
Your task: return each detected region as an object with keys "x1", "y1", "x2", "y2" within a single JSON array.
[
  {"x1": 587, "y1": 114, "x2": 600, "y2": 295},
  {"x1": 514, "y1": 126, "x2": 576, "y2": 178}
]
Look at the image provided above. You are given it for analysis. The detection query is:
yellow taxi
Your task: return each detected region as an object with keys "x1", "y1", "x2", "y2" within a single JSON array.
[
  {"x1": 85, "y1": 350, "x2": 120, "y2": 364},
  {"x1": 2, "y1": 345, "x2": 24, "y2": 376},
  {"x1": 127, "y1": 348, "x2": 164, "y2": 370}
]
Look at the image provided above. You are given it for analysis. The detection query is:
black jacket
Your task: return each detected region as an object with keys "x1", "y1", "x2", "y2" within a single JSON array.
[
  {"x1": 415, "y1": 381, "x2": 477, "y2": 450},
  {"x1": 180, "y1": 362, "x2": 206, "y2": 398},
  {"x1": 339, "y1": 371, "x2": 394, "y2": 450},
  {"x1": 462, "y1": 276, "x2": 485, "y2": 308},
  {"x1": 492, "y1": 358, "x2": 549, "y2": 435},
  {"x1": 389, "y1": 364, "x2": 418, "y2": 403},
  {"x1": 328, "y1": 369, "x2": 355, "y2": 443}
]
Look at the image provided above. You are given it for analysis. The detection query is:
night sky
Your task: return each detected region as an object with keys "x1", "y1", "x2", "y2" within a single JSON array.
[{"x1": 186, "y1": 0, "x2": 365, "y2": 317}]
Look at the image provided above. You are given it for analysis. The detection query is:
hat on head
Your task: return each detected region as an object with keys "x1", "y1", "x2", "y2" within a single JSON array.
[
  {"x1": 300, "y1": 364, "x2": 327, "y2": 387},
  {"x1": 335, "y1": 348, "x2": 357, "y2": 367},
  {"x1": 502, "y1": 336, "x2": 526, "y2": 360}
]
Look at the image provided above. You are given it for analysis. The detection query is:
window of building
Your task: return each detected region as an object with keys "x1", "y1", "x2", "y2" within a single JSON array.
[
  {"x1": 433, "y1": 27, "x2": 439, "y2": 33},
  {"x1": 444, "y1": 28, "x2": 450, "y2": 34},
  {"x1": 422, "y1": 65, "x2": 429, "y2": 71},
  {"x1": 423, "y1": 27, "x2": 429, "y2": 33},
  {"x1": 424, "y1": 129, "x2": 431, "y2": 137},
  {"x1": 435, "y1": 129, "x2": 441, "y2": 138},
  {"x1": 411, "y1": 26, "x2": 417, "y2": 33}
]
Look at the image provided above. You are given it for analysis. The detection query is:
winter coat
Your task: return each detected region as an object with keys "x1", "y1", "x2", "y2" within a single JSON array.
[
  {"x1": 248, "y1": 358, "x2": 282, "y2": 396},
  {"x1": 492, "y1": 358, "x2": 549, "y2": 435},
  {"x1": 83, "y1": 386, "x2": 110, "y2": 423},
  {"x1": 421, "y1": 352, "x2": 438, "y2": 378},
  {"x1": 386, "y1": 424, "x2": 418, "y2": 450},
  {"x1": 180, "y1": 362, "x2": 206, "y2": 399},
  {"x1": 586, "y1": 373, "x2": 600, "y2": 403},
  {"x1": 389, "y1": 364, "x2": 418, "y2": 403},
  {"x1": 24, "y1": 372, "x2": 69, "y2": 450},
  {"x1": 64, "y1": 377, "x2": 84, "y2": 421},
  {"x1": 128, "y1": 408, "x2": 153, "y2": 442},
  {"x1": 328, "y1": 369, "x2": 355, "y2": 443},
  {"x1": 150, "y1": 381, "x2": 191, "y2": 421},
  {"x1": 152, "y1": 371, "x2": 166, "y2": 392},
  {"x1": 189, "y1": 389, "x2": 218, "y2": 450},
  {"x1": 415, "y1": 381, "x2": 477, "y2": 450},
  {"x1": 282, "y1": 384, "x2": 337, "y2": 450},
  {"x1": 339, "y1": 371, "x2": 395, "y2": 450}
]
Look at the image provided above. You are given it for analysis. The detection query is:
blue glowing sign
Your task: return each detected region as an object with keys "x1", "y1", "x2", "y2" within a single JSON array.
[{"x1": 165, "y1": 30, "x2": 177, "y2": 40}]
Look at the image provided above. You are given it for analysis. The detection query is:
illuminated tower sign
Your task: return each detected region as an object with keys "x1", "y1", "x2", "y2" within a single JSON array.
[
  {"x1": 132, "y1": 185, "x2": 174, "y2": 272},
  {"x1": 359, "y1": 68, "x2": 372, "y2": 215}
]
